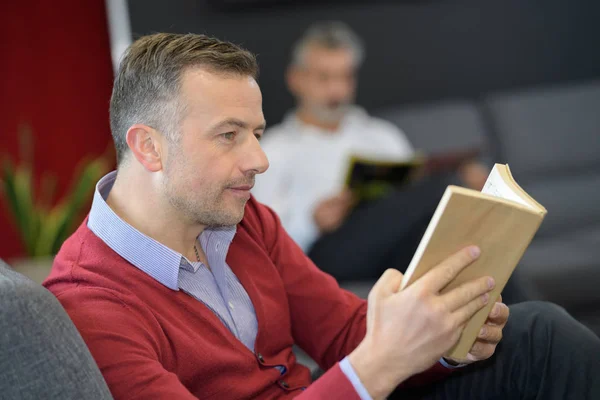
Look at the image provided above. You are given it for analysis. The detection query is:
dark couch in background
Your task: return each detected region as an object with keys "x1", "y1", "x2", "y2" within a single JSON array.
[
  {"x1": 128, "y1": 0, "x2": 600, "y2": 129},
  {"x1": 375, "y1": 79, "x2": 600, "y2": 336},
  {"x1": 484, "y1": 81, "x2": 600, "y2": 333}
]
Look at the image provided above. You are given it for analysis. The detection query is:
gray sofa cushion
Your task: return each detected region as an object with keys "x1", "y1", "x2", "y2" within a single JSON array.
[
  {"x1": 519, "y1": 226, "x2": 600, "y2": 336},
  {"x1": 521, "y1": 173, "x2": 600, "y2": 238},
  {"x1": 0, "y1": 260, "x2": 112, "y2": 400},
  {"x1": 519, "y1": 227, "x2": 600, "y2": 308},
  {"x1": 374, "y1": 100, "x2": 489, "y2": 155},
  {"x1": 485, "y1": 80, "x2": 600, "y2": 180},
  {"x1": 485, "y1": 81, "x2": 600, "y2": 238}
]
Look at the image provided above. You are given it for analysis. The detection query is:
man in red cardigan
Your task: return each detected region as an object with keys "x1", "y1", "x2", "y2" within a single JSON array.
[{"x1": 44, "y1": 33, "x2": 600, "y2": 399}]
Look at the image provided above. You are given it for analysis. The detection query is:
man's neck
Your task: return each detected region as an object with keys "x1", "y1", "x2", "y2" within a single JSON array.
[
  {"x1": 295, "y1": 108, "x2": 342, "y2": 132},
  {"x1": 106, "y1": 168, "x2": 204, "y2": 262}
]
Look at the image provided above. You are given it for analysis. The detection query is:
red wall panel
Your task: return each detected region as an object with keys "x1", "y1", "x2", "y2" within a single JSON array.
[{"x1": 0, "y1": 0, "x2": 114, "y2": 259}]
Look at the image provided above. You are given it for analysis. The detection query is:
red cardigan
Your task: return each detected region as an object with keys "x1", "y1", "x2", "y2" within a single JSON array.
[{"x1": 44, "y1": 197, "x2": 451, "y2": 399}]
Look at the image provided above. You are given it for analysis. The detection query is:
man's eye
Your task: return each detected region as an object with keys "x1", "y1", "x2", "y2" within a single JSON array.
[{"x1": 222, "y1": 132, "x2": 236, "y2": 140}]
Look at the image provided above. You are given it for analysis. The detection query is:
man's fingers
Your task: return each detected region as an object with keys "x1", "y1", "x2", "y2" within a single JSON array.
[
  {"x1": 441, "y1": 276, "x2": 495, "y2": 312},
  {"x1": 419, "y1": 246, "x2": 481, "y2": 293},
  {"x1": 478, "y1": 324, "x2": 503, "y2": 344},
  {"x1": 335, "y1": 189, "x2": 355, "y2": 206},
  {"x1": 370, "y1": 269, "x2": 404, "y2": 301},
  {"x1": 467, "y1": 341, "x2": 496, "y2": 361},
  {"x1": 453, "y1": 291, "x2": 490, "y2": 326},
  {"x1": 487, "y1": 302, "x2": 510, "y2": 325}
]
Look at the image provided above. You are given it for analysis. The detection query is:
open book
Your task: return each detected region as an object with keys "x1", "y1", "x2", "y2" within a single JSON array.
[
  {"x1": 400, "y1": 164, "x2": 547, "y2": 360},
  {"x1": 344, "y1": 148, "x2": 481, "y2": 201},
  {"x1": 344, "y1": 155, "x2": 424, "y2": 201}
]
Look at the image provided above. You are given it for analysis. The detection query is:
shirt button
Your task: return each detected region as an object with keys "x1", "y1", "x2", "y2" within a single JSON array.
[
  {"x1": 228, "y1": 301, "x2": 235, "y2": 310},
  {"x1": 279, "y1": 380, "x2": 289, "y2": 389},
  {"x1": 257, "y1": 353, "x2": 265, "y2": 363}
]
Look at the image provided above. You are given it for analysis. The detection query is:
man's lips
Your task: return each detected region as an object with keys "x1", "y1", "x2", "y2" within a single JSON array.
[{"x1": 228, "y1": 185, "x2": 253, "y2": 191}]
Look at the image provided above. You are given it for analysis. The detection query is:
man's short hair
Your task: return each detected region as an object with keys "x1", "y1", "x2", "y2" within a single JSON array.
[
  {"x1": 291, "y1": 21, "x2": 365, "y2": 68},
  {"x1": 109, "y1": 33, "x2": 258, "y2": 165}
]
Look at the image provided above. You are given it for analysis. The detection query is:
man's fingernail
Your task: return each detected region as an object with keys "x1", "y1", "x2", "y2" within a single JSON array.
[
  {"x1": 479, "y1": 327, "x2": 486, "y2": 336},
  {"x1": 470, "y1": 246, "x2": 481, "y2": 258},
  {"x1": 482, "y1": 293, "x2": 490, "y2": 304},
  {"x1": 488, "y1": 278, "x2": 495, "y2": 289}
]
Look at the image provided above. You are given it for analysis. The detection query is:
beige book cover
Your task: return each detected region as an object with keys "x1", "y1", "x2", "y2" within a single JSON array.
[{"x1": 400, "y1": 164, "x2": 547, "y2": 360}]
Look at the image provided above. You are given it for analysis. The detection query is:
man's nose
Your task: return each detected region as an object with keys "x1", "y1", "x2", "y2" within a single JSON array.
[{"x1": 242, "y1": 135, "x2": 269, "y2": 175}]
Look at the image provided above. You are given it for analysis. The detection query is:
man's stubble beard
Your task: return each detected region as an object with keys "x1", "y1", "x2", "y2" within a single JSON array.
[
  {"x1": 162, "y1": 153, "x2": 254, "y2": 228},
  {"x1": 162, "y1": 164, "x2": 241, "y2": 229},
  {"x1": 307, "y1": 101, "x2": 353, "y2": 125}
]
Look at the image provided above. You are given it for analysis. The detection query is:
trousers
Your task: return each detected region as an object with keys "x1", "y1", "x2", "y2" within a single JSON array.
[{"x1": 391, "y1": 301, "x2": 600, "y2": 399}]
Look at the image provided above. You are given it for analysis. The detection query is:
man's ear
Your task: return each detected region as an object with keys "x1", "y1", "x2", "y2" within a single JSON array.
[
  {"x1": 286, "y1": 65, "x2": 303, "y2": 98},
  {"x1": 125, "y1": 124, "x2": 164, "y2": 172}
]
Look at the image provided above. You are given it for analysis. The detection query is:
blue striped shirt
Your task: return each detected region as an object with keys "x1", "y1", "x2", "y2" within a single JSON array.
[
  {"x1": 87, "y1": 171, "x2": 372, "y2": 399},
  {"x1": 88, "y1": 172, "x2": 258, "y2": 351}
]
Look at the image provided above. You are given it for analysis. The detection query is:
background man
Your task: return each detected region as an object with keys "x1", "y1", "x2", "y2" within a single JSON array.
[{"x1": 253, "y1": 22, "x2": 521, "y2": 299}]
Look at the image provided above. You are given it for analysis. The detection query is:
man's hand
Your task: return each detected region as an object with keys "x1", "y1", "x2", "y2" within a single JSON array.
[
  {"x1": 348, "y1": 246, "x2": 495, "y2": 400},
  {"x1": 452, "y1": 295, "x2": 509, "y2": 363},
  {"x1": 458, "y1": 161, "x2": 489, "y2": 191},
  {"x1": 313, "y1": 190, "x2": 355, "y2": 233}
]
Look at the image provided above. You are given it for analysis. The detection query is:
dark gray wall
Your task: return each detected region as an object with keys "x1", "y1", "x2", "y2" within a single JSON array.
[{"x1": 128, "y1": 0, "x2": 600, "y2": 125}]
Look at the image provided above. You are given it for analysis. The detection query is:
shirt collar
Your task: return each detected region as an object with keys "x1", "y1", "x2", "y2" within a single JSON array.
[{"x1": 87, "y1": 171, "x2": 237, "y2": 290}]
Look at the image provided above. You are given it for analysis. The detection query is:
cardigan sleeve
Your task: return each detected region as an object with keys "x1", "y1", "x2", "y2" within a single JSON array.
[{"x1": 294, "y1": 362, "x2": 362, "y2": 400}]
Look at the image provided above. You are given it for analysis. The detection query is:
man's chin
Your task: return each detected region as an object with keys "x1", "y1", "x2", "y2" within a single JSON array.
[
  {"x1": 313, "y1": 107, "x2": 348, "y2": 125},
  {"x1": 216, "y1": 201, "x2": 247, "y2": 227},
  {"x1": 230, "y1": 205, "x2": 247, "y2": 225}
]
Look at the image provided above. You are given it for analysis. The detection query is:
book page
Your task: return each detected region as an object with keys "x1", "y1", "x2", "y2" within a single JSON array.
[{"x1": 481, "y1": 166, "x2": 533, "y2": 209}]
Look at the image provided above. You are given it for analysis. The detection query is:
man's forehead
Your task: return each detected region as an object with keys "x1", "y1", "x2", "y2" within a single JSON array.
[
  {"x1": 181, "y1": 67, "x2": 257, "y2": 89},
  {"x1": 208, "y1": 117, "x2": 267, "y2": 131},
  {"x1": 305, "y1": 44, "x2": 353, "y2": 61},
  {"x1": 180, "y1": 70, "x2": 262, "y2": 108}
]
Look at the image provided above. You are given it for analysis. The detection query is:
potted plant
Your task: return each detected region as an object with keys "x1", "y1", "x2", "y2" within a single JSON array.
[{"x1": 0, "y1": 124, "x2": 111, "y2": 283}]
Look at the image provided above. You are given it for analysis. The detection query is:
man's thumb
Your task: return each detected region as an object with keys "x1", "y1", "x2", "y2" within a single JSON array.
[{"x1": 371, "y1": 268, "x2": 404, "y2": 299}]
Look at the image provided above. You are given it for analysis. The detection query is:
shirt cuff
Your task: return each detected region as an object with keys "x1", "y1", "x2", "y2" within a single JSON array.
[
  {"x1": 339, "y1": 357, "x2": 373, "y2": 400},
  {"x1": 439, "y1": 357, "x2": 467, "y2": 369}
]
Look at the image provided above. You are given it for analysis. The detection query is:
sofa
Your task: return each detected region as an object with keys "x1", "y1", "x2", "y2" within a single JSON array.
[
  {"x1": 0, "y1": 259, "x2": 112, "y2": 400},
  {"x1": 483, "y1": 80, "x2": 600, "y2": 334}
]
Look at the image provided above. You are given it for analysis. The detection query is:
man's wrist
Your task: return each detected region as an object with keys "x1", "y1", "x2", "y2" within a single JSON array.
[
  {"x1": 348, "y1": 341, "x2": 411, "y2": 400},
  {"x1": 441, "y1": 357, "x2": 460, "y2": 366},
  {"x1": 440, "y1": 357, "x2": 468, "y2": 368}
]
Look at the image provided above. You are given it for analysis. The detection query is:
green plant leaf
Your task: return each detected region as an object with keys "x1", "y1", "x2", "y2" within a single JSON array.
[
  {"x1": 35, "y1": 205, "x2": 69, "y2": 257},
  {"x1": 13, "y1": 165, "x2": 39, "y2": 255},
  {"x1": 1, "y1": 159, "x2": 28, "y2": 240},
  {"x1": 51, "y1": 157, "x2": 109, "y2": 254},
  {"x1": 1, "y1": 124, "x2": 111, "y2": 257}
]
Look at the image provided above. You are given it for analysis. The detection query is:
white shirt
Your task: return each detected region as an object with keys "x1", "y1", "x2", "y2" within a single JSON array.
[{"x1": 253, "y1": 106, "x2": 414, "y2": 251}]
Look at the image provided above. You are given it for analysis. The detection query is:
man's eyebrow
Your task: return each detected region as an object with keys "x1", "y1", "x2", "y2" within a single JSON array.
[{"x1": 210, "y1": 118, "x2": 267, "y2": 132}]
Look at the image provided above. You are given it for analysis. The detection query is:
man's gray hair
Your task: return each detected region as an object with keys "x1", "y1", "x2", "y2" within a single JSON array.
[
  {"x1": 109, "y1": 33, "x2": 258, "y2": 166},
  {"x1": 290, "y1": 21, "x2": 365, "y2": 68}
]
